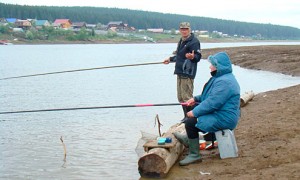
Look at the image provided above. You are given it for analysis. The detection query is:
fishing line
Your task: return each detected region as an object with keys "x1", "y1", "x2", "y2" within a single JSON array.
[
  {"x1": 0, "y1": 61, "x2": 168, "y2": 80},
  {"x1": 0, "y1": 102, "x2": 188, "y2": 115}
]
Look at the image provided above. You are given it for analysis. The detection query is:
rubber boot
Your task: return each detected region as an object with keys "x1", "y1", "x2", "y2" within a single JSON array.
[
  {"x1": 179, "y1": 138, "x2": 202, "y2": 166},
  {"x1": 173, "y1": 132, "x2": 189, "y2": 148},
  {"x1": 180, "y1": 105, "x2": 189, "y2": 123}
]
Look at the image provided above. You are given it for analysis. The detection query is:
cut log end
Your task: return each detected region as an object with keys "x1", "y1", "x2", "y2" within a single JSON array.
[{"x1": 138, "y1": 153, "x2": 167, "y2": 178}]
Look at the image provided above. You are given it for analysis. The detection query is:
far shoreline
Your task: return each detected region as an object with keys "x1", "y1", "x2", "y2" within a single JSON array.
[{"x1": 3, "y1": 38, "x2": 300, "y2": 45}]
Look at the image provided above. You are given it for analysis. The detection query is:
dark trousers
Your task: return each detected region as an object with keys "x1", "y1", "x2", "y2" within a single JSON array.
[
  {"x1": 185, "y1": 117, "x2": 201, "y2": 139},
  {"x1": 185, "y1": 117, "x2": 216, "y2": 141}
]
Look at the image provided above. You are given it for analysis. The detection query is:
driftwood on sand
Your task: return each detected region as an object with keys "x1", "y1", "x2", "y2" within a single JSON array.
[{"x1": 240, "y1": 91, "x2": 255, "y2": 107}]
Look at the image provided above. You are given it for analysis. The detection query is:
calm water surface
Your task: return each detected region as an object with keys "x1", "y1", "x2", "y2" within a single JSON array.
[{"x1": 1, "y1": 42, "x2": 300, "y2": 180}]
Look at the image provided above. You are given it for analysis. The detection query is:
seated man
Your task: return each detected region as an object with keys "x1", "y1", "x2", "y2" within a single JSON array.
[{"x1": 174, "y1": 52, "x2": 241, "y2": 166}]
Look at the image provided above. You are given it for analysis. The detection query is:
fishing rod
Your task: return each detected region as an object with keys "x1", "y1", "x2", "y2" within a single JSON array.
[
  {"x1": 0, "y1": 61, "x2": 168, "y2": 81},
  {"x1": 0, "y1": 102, "x2": 188, "y2": 115}
]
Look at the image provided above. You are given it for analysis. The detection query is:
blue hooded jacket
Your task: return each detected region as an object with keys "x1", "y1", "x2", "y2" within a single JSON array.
[{"x1": 192, "y1": 52, "x2": 240, "y2": 132}]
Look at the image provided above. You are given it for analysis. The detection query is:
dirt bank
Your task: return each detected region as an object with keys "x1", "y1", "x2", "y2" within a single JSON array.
[
  {"x1": 162, "y1": 45, "x2": 300, "y2": 180},
  {"x1": 202, "y1": 45, "x2": 300, "y2": 76}
]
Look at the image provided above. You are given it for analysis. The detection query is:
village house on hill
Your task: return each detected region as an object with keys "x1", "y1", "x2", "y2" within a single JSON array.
[
  {"x1": 147, "y1": 28, "x2": 164, "y2": 33},
  {"x1": 53, "y1": 19, "x2": 72, "y2": 29},
  {"x1": 34, "y1": 20, "x2": 51, "y2": 29},
  {"x1": 0, "y1": 18, "x2": 8, "y2": 24},
  {"x1": 107, "y1": 21, "x2": 125, "y2": 30},
  {"x1": 107, "y1": 21, "x2": 134, "y2": 31},
  {"x1": 72, "y1": 22, "x2": 87, "y2": 29},
  {"x1": 15, "y1": 19, "x2": 32, "y2": 30},
  {"x1": 5, "y1": 18, "x2": 17, "y2": 24}
]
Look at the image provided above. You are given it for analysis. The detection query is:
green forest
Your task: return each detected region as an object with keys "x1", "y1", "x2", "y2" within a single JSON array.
[{"x1": 1, "y1": 2, "x2": 300, "y2": 40}]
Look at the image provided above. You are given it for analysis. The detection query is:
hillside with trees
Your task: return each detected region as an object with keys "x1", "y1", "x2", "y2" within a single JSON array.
[{"x1": 1, "y1": 2, "x2": 300, "y2": 40}]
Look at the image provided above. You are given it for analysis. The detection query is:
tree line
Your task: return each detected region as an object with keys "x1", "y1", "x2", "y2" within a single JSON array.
[{"x1": 1, "y1": 2, "x2": 300, "y2": 39}]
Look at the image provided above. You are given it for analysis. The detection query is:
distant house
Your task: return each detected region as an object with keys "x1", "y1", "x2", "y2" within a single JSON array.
[
  {"x1": 198, "y1": 30, "x2": 209, "y2": 38},
  {"x1": 6, "y1": 18, "x2": 17, "y2": 23},
  {"x1": 12, "y1": 28, "x2": 24, "y2": 32},
  {"x1": 72, "y1": 22, "x2": 87, "y2": 29},
  {"x1": 27, "y1": 19, "x2": 36, "y2": 23},
  {"x1": 35, "y1": 20, "x2": 51, "y2": 29},
  {"x1": 97, "y1": 24, "x2": 108, "y2": 30},
  {"x1": 0, "y1": 18, "x2": 8, "y2": 24},
  {"x1": 107, "y1": 21, "x2": 126, "y2": 30},
  {"x1": 52, "y1": 23, "x2": 62, "y2": 29},
  {"x1": 147, "y1": 28, "x2": 164, "y2": 33},
  {"x1": 129, "y1": 26, "x2": 135, "y2": 31},
  {"x1": 15, "y1": 20, "x2": 32, "y2": 30},
  {"x1": 53, "y1": 19, "x2": 72, "y2": 29},
  {"x1": 86, "y1": 24, "x2": 97, "y2": 29}
]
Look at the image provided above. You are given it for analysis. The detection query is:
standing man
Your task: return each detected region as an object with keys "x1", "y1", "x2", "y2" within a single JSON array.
[{"x1": 163, "y1": 22, "x2": 202, "y2": 123}]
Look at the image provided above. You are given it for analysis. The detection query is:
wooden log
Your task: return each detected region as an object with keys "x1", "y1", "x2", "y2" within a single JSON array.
[
  {"x1": 240, "y1": 91, "x2": 255, "y2": 107},
  {"x1": 138, "y1": 123, "x2": 186, "y2": 178}
]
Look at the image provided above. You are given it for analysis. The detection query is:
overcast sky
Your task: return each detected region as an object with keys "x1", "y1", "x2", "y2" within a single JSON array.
[{"x1": 1, "y1": 0, "x2": 300, "y2": 29}]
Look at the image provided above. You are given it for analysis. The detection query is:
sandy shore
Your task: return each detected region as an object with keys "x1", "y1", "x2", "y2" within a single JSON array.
[
  {"x1": 163, "y1": 45, "x2": 300, "y2": 179},
  {"x1": 202, "y1": 45, "x2": 300, "y2": 76}
]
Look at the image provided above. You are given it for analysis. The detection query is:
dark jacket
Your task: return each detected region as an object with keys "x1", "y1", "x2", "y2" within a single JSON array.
[{"x1": 170, "y1": 33, "x2": 201, "y2": 79}]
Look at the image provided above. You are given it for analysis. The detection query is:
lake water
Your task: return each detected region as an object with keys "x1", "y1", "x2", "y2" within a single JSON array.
[{"x1": 1, "y1": 42, "x2": 300, "y2": 180}]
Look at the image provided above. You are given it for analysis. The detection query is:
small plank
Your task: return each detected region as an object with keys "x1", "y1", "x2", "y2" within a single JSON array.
[{"x1": 143, "y1": 139, "x2": 176, "y2": 152}]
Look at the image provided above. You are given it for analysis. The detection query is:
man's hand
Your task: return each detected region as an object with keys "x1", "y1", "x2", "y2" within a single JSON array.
[
  {"x1": 163, "y1": 58, "x2": 170, "y2": 64},
  {"x1": 185, "y1": 50, "x2": 195, "y2": 60},
  {"x1": 186, "y1": 97, "x2": 196, "y2": 106}
]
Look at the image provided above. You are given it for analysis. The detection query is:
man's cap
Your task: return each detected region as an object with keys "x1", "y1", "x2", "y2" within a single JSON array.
[{"x1": 179, "y1": 22, "x2": 190, "y2": 29}]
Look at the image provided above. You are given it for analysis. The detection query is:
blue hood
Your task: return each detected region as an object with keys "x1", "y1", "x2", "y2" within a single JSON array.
[{"x1": 208, "y1": 52, "x2": 232, "y2": 77}]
